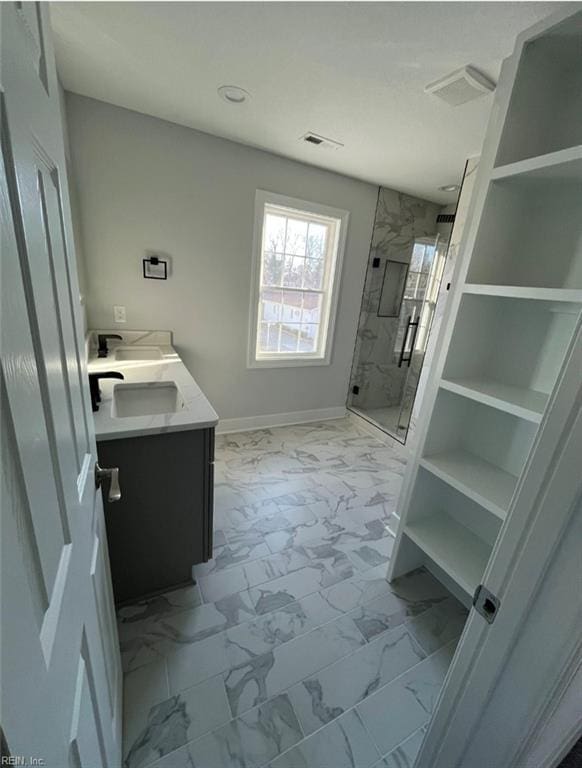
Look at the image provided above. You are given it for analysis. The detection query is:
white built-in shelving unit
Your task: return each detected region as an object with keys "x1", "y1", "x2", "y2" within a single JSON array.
[{"x1": 388, "y1": 10, "x2": 582, "y2": 605}]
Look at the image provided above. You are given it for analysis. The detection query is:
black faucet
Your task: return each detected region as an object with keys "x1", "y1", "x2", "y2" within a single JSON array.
[
  {"x1": 89, "y1": 371, "x2": 124, "y2": 412},
  {"x1": 97, "y1": 334, "x2": 122, "y2": 358}
]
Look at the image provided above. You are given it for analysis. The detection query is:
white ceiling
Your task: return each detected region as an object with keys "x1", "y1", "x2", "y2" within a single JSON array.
[{"x1": 51, "y1": 1, "x2": 564, "y2": 203}]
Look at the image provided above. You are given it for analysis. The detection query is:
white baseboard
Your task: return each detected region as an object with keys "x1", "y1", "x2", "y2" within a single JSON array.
[{"x1": 216, "y1": 406, "x2": 347, "y2": 435}]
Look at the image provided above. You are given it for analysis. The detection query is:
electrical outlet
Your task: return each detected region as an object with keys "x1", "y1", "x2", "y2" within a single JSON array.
[{"x1": 113, "y1": 305, "x2": 126, "y2": 323}]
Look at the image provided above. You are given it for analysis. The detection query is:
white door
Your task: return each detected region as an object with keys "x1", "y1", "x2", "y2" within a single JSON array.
[
  {"x1": 416, "y1": 322, "x2": 582, "y2": 768},
  {"x1": 1, "y1": 3, "x2": 122, "y2": 765}
]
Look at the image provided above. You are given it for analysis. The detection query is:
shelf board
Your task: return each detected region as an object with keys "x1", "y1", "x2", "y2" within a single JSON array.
[
  {"x1": 420, "y1": 450, "x2": 516, "y2": 520},
  {"x1": 492, "y1": 145, "x2": 582, "y2": 182},
  {"x1": 440, "y1": 377, "x2": 547, "y2": 424},
  {"x1": 463, "y1": 284, "x2": 582, "y2": 304},
  {"x1": 405, "y1": 513, "x2": 491, "y2": 597}
]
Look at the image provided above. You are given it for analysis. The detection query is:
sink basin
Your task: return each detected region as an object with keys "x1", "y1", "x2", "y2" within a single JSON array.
[
  {"x1": 114, "y1": 346, "x2": 163, "y2": 361},
  {"x1": 112, "y1": 382, "x2": 186, "y2": 418}
]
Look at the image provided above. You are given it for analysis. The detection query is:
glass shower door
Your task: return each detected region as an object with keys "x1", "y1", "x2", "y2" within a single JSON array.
[
  {"x1": 348, "y1": 232, "x2": 448, "y2": 443},
  {"x1": 393, "y1": 235, "x2": 447, "y2": 440}
]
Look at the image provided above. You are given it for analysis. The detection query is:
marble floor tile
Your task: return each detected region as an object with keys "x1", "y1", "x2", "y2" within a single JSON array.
[
  {"x1": 248, "y1": 558, "x2": 353, "y2": 615},
  {"x1": 214, "y1": 530, "x2": 228, "y2": 547},
  {"x1": 193, "y1": 538, "x2": 271, "y2": 577},
  {"x1": 122, "y1": 419, "x2": 462, "y2": 767},
  {"x1": 166, "y1": 631, "x2": 230, "y2": 694},
  {"x1": 380, "y1": 726, "x2": 426, "y2": 768},
  {"x1": 342, "y1": 536, "x2": 395, "y2": 571},
  {"x1": 305, "y1": 479, "x2": 402, "y2": 521},
  {"x1": 357, "y1": 641, "x2": 457, "y2": 756},
  {"x1": 265, "y1": 513, "x2": 392, "y2": 557},
  {"x1": 153, "y1": 694, "x2": 302, "y2": 768},
  {"x1": 269, "y1": 709, "x2": 380, "y2": 768},
  {"x1": 123, "y1": 660, "x2": 170, "y2": 751},
  {"x1": 223, "y1": 505, "x2": 317, "y2": 538},
  {"x1": 197, "y1": 547, "x2": 316, "y2": 603},
  {"x1": 224, "y1": 614, "x2": 366, "y2": 716},
  {"x1": 347, "y1": 569, "x2": 450, "y2": 643},
  {"x1": 318, "y1": 563, "x2": 395, "y2": 615},
  {"x1": 120, "y1": 591, "x2": 256, "y2": 672},
  {"x1": 225, "y1": 591, "x2": 344, "y2": 665},
  {"x1": 118, "y1": 584, "x2": 203, "y2": 626},
  {"x1": 288, "y1": 624, "x2": 426, "y2": 736},
  {"x1": 124, "y1": 674, "x2": 231, "y2": 768},
  {"x1": 406, "y1": 597, "x2": 468, "y2": 655}
]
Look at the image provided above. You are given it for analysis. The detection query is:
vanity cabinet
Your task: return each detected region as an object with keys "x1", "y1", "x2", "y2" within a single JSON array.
[{"x1": 98, "y1": 426, "x2": 214, "y2": 605}]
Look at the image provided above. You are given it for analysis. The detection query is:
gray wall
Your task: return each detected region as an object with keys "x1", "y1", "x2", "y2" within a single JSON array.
[{"x1": 65, "y1": 94, "x2": 378, "y2": 421}]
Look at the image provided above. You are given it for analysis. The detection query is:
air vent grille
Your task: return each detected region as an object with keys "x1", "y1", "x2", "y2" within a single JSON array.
[
  {"x1": 437, "y1": 213, "x2": 456, "y2": 224},
  {"x1": 425, "y1": 66, "x2": 495, "y2": 106},
  {"x1": 300, "y1": 132, "x2": 344, "y2": 150}
]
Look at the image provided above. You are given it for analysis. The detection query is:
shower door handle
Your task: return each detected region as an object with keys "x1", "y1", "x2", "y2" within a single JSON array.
[
  {"x1": 406, "y1": 320, "x2": 420, "y2": 367},
  {"x1": 398, "y1": 317, "x2": 419, "y2": 368}
]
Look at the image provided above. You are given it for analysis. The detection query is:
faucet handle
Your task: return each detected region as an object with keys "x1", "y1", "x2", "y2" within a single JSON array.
[{"x1": 97, "y1": 333, "x2": 123, "y2": 357}]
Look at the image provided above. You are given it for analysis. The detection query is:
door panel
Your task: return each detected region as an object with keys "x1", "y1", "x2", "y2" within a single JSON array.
[{"x1": 1, "y1": 3, "x2": 121, "y2": 764}]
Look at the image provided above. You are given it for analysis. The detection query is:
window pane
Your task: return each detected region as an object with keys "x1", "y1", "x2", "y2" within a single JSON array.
[
  {"x1": 262, "y1": 252, "x2": 284, "y2": 286},
  {"x1": 303, "y1": 257, "x2": 324, "y2": 290},
  {"x1": 279, "y1": 323, "x2": 302, "y2": 352},
  {"x1": 301, "y1": 291, "x2": 322, "y2": 325},
  {"x1": 410, "y1": 244, "x2": 426, "y2": 271},
  {"x1": 283, "y1": 255, "x2": 304, "y2": 288},
  {"x1": 299, "y1": 324, "x2": 318, "y2": 352},
  {"x1": 285, "y1": 218, "x2": 307, "y2": 256},
  {"x1": 307, "y1": 222, "x2": 327, "y2": 259},
  {"x1": 259, "y1": 288, "x2": 283, "y2": 324},
  {"x1": 282, "y1": 290, "x2": 303, "y2": 324},
  {"x1": 259, "y1": 322, "x2": 281, "y2": 352},
  {"x1": 264, "y1": 213, "x2": 286, "y2": 253}
]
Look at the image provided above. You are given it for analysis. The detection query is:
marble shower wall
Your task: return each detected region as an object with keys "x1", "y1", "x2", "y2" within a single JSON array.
[
  {"x1": 407, "y1": 156, "x2": 480, "y2": 446},
  {"x1": 348, "y1": 188, "x2": 442, "y2": 412}
]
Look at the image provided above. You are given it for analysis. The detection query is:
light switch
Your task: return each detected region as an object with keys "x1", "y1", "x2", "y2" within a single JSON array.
[{"x1": 114, "y1": 305, "x2": 126, "y2": 323}]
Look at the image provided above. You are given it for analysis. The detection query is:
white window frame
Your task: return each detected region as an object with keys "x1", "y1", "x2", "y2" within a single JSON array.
[{"x1": 248, "y1": 190, "x2": 349, "y2": 369}]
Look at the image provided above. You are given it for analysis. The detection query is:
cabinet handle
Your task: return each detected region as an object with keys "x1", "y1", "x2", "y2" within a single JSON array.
[{"x1": 95, "y1": 463, "x2": 122, "y2": 503}]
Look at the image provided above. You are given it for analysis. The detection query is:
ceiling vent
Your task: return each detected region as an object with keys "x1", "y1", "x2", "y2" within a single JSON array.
[
  {"x1": 300, "y1": 132, "x2": 344, "y2": 150},
  {"x1": 425, "y1": 66, "x2": 495, "y2": 106}
]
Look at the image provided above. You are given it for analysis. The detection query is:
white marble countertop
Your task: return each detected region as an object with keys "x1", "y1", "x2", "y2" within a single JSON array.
[{"x1": 87, "y1": 330, "x2": 219, "y2": 441}]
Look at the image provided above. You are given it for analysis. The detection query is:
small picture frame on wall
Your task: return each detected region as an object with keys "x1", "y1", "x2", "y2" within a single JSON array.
[
  {"x1": 142, "y1": 255, "x2": 168, "y2": 280},
  {"x1": 378, "y1": 260, "x2": 408, "y2": 317}
]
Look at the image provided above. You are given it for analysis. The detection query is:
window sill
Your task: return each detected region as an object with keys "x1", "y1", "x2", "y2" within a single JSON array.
[{"x1": 247, "y1": 355, "x2": 332, "y2": 369}]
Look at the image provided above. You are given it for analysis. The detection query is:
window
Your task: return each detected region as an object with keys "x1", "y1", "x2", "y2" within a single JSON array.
[{"x1": 248, "y1": 191, "x2": 349, "y2": 368}]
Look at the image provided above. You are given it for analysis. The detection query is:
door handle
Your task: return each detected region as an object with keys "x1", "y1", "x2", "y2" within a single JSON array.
[
  {"x1": 398, "y1": 316, "x2": 413, "y2": 368},
  {"x1": 95, "y1": 463, "x2": 121, "y2": 503},
  {"x1": 398, "y1": 316, "x2": 420, "y2": 368},
  {"x1": 406, "y1": 320, "x2": 420, "y2": 367}
]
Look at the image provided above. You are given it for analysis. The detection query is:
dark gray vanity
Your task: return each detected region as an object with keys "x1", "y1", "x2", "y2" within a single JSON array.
[
  {"x1": 98, "y1": 426, "x2": 214, "y2": 604},
  {"x1": 87, "y1": 330, "x2": 219, "y2": 605}
]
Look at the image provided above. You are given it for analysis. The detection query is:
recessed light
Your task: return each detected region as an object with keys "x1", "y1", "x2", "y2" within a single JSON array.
[
  {"x1": 218, "y1": 85, "x2": 250, "y2": 104},
  {"x1": 439, "y1": 184, "x2": 460, "y2": 192}
]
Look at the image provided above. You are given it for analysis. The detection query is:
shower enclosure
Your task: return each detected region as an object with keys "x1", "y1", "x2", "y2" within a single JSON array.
[{"x1": 348, "y1": 190, "x2": 454, "y2": 443}]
